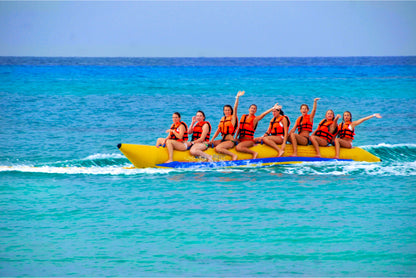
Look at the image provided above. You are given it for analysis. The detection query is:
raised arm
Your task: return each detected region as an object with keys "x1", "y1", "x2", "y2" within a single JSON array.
[
  {"x1": 330, "y1": 114, "x2": 341, "y2": 133},
  {"x1": 254, "y1": 103, "x2": 280, "y2": 126},
  {"x1": 234, "y1": 125, "x2": 240, "y2": 140},
  {"x1": 187, "y1": 116, "x2": 197, "y2": 134},
  {"x1": 232, "y1": 91, "x2": 245, "y2": 125},
  {"x1": 309, "y1": 98, "x2": 320, "y2": 121},
  {"x1": 281, "y1": 117, "x2": 289, "y2": 149},
  {"x1": 351, "y1": 113, "x2": 382, "y2": 129}
]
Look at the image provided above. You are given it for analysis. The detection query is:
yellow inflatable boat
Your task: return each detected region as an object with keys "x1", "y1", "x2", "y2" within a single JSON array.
[{"x1": 117, "y1": 143, "x2": 380, "y2": 169}]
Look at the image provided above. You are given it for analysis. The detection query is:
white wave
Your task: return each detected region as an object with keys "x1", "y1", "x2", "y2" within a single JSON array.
[
  {"x1": 25, "y1": 153, "x2": 127, "y2": 168},
  {"x1": 83, "y1": 153, "x2": 125, "y2": 160},
  {"x1": 1, "y1": 161, "x2": 415, "y2": 177},
  {"x1": 360, "y1": 143, "x2": 416, "y2": 149},
  {"x1": 280, "y1": 161, "x2": 416, "y2": 176},
  {"x1": 0, "y1": 165, "x2": 173, "y2": 175}
]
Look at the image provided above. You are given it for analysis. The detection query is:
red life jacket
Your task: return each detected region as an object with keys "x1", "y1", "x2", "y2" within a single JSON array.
[
  {"x1": 238, "y1": 114, "x2": 257, "y2": 140},
  {"x1": 219, "y1": 115, "x2": 236, "y2": 137},
  {"x1": 169, "y1": 121, "x2": 188, "y2": 141},
  {"x1": 266, "y1": 115, "x2": 291, "y2": 136},
  {"x1": 296, "y1": 114, "x2": 313, "y2": 133},
  {"x1": 314, "y1": 119, "x2": 336, "y2": 143},
  {"x1": 337, "y1": 121, "x2": 355, "y2": 140},
  {"x1": 191, "y1": 121, "x2": 212, "y2": 142}
]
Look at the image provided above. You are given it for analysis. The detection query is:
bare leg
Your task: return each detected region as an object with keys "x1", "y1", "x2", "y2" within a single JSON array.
[
  {"x1": 235, "y1": 140, "x2": 257, "y2": 159},
  {"x1": 334, "y1": 138, "x2": 341, "y2": 159},
  {"x1": 156, "y1": 138, "x2": 165, "y2": 147},
  {"x1": 190, "y1": 143, "x2": 212, "y2": 162},
  {"x1": 310, "y1": 135, "x2": 321, "y2": 157},
  {"x1": 290, "y1": 133, "x2": 309, "y2": 157},
  {"x1": 215, "y1": 141, "x2": 238, "y2": 160},
  {"x1": 164, "y1": 140, "x2": 187, "y2": 163},
  {"x1": 334, "y1": 138, "x2": 352, "y2": 159},
  {"x1": 310, "y1": 136, "x2": 329, "y2": 158},
  {"x1": 290, "y1": 133, "x2": 297, "y2": 156},
  {"x1": 263, "y1": 136, "x2": 284, "y2": 157}
]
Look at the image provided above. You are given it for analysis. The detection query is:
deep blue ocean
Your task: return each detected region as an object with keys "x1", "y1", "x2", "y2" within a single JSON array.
[{"x1": 1, "y1": 57, "x2": 416, "y2": 276}]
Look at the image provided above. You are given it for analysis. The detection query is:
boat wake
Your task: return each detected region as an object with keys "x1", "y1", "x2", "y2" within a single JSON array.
[
  {"x1": 362, "y1": 143, "x2": 416, "y2": 162},
  {"x1": 0, "y1": 144, "x2": 415, "y2": 176},
  {"x1": 0, "y1": 153, "x2": 173, "y2": 176}
]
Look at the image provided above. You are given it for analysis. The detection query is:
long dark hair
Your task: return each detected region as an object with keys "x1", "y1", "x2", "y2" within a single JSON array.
[
  {"x1": 197, "y1": 110, "x2": 206, "y2": 120},
  {"x1": 343, "y1": 111, "x2": 352, "y2": 123},
  {"x1": 274, "y1": 108, "x2": 285, "y2": 116},
  {"x1": 173, "y1": 112, "x2": 181, "y2": 119}
]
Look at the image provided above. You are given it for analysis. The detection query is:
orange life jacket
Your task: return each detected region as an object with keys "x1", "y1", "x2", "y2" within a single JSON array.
[
  {"x1": 337, "y1": 121, "x2": 355, "y2": 140},
  {"x1": 266, "y1": 115, "x2": 291, "y2": 136},
  {"x1": 219, "y1": 115, "x2": 236, "y2": 137},
  {"x1": 238, "y1": 114, "x2": 257, "y2": 140},
  {"x1": 296, "y1": 114, "x2": 313, "y2": 133},
  {"x1": 191, "y1": 121, "x2": 211, "y2": 142},
  {"x1": 169, "y1": 121, "x2": 188, "y2": 141},
  {"x1": 314, "y1": 119, "x2": 336, "y2": 143}
]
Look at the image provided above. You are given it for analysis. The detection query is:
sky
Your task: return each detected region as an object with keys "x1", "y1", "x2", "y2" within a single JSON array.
[{"x1": 0, "y1": 1, "x2": 415, "y2": 57}]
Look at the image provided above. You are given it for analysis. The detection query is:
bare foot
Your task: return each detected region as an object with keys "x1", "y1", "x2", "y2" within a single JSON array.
[
  {"x1": 207, "y1": 156, "x2": 213, "y2": 162},
  {"x1": 290, "y1": 153, "x2": 297, "y2": 157},
  {"x1": 314, "y1": 155, "x2": 321, "y2": 158},
  {"x1": 164, "y1": 159, "x2": 173, "y2": 164},
  {"x1": 231, "y1": 154, "x2": 238, "y2": 160},
  {"x1": 334, "y1": 156, "x2": 340, "y2": 159},
  {"x1": 278, "y1": 149, "x2": 284, "y2": 157},
  {"x1": 252, "y1": 152, "x2": 258, "y2": 159}
]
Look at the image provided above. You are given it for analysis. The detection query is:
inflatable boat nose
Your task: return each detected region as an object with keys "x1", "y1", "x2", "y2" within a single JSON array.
[{"x1": 117, "y1": 143, "x2": 122, "y2": 149}]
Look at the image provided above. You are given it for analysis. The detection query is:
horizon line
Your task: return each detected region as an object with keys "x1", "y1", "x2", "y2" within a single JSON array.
[{"x1": 1, "y1": 55, "x2": 415, "y2": 58}]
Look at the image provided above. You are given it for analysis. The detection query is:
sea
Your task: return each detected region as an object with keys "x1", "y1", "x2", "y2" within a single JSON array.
[{"x1": 1, "y1": 56, "x2": 415, "y2": 276}]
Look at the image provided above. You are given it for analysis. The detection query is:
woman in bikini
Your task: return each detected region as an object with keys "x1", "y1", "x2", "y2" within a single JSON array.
[
  {"x1": 257, "y1": 105, "x2": 290, "y2": 157},
  {"x1": 209, "y1": 91, "x2": 245, "y2": 161},
  {"x1": 156, "y1": 112, "x2": 188, "y2": 163},
  {"x1": 310, "y1": 109, "x2": 340, "y2": 157},
  {"x1": 334, "y1": 111, "x2": 382, "y2": 159},
  {"x1": 235, "y1": 103, "x2": 280, "y2": 159},
  {"x1": 288, "y1": 98, "x2": 319, "y2": 156},
  {"x1": 187, "y1": 110, "x2": 212, "y2": 162}
]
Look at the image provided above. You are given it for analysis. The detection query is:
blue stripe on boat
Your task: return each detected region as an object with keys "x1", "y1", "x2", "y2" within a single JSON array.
[{"x1": 157, "y1": 156, "x2": 352, "y2": 169}]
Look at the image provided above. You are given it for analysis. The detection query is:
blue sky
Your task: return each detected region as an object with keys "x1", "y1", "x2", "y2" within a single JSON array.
[{"x1": 1, "y1": 1, "x2": 415, "y2": 57}]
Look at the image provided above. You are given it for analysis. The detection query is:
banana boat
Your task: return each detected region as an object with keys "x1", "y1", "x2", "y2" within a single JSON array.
[{"x1": 117, "y1": 143, "x2": 380, "y2": 169}]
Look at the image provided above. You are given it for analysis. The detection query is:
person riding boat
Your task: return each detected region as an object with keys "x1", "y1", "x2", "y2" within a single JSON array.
[
  {"x1": 257, "y1": 105, "x2": 290, "y2": 157},
  {"x1": 334, "y1": 111, "x2": 382, "y2": 159},
  {"x1": 187, "y1": 110, "x2": 212, "y2": 162},
  {"x1": 156, "y1": 112, "x2": 188, "y2": 163},
  {"x1": 209, "y1": 91, "x2": 245, "y2": 161},
  {"x1": 288, "y1": 98, "x2": 319, "y2": 156},
  {"x1": 310, "y1": 109, "x2": 340, "y2": 157},
  {"x1": 234, "y1": 102, "x2": 280, "y2": 159}
]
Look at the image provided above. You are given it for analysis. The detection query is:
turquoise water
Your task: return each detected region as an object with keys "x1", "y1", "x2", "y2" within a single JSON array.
[{"x1": 1, "y1": 57, "x2": 416, "y2": 276}]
